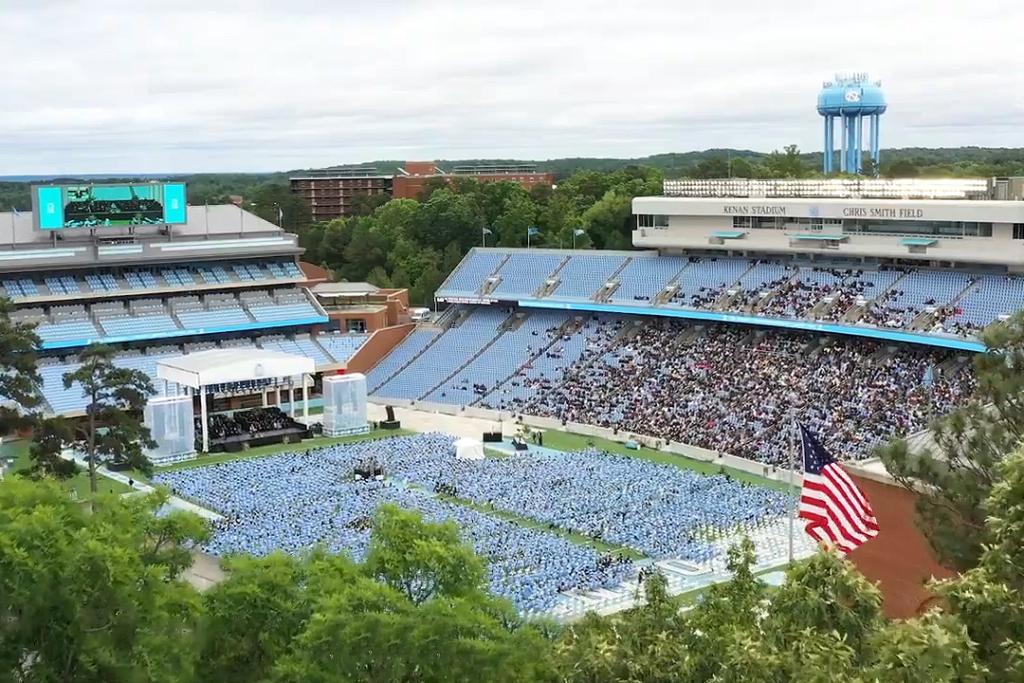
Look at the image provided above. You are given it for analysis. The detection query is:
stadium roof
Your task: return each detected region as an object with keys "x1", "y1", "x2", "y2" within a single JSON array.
[
  {"x1": 0, "y1": 204, "x2": 282, "y2": 245},
  {"x1": 155, "y1": 348, "x2": 315, "y2": 389}
]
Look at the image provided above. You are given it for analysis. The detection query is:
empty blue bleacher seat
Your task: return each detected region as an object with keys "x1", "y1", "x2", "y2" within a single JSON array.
[
  {"x1": 549, "y1": 254, "x2": 628, "y2": 300},
  {"x1": 438, "y1": 251, "x2": 508, "y2": 295}
]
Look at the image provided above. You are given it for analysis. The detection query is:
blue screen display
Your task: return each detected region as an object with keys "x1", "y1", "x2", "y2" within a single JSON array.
[{"x1": 34, "y1": 182, "x2": 189, "y2": 229}]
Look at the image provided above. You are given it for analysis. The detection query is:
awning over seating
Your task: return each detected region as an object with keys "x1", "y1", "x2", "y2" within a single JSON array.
[{"x1": 897, "y1": 238, "x2": 937, "y2": 246}]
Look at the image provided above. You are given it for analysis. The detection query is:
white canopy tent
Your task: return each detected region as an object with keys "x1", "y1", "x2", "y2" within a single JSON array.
[
  {"x1": 454, "y1": 438, "x2": 485, "y2": 461},
  {"x1": 156, "y1": 349, "x2": 316, "y2": 453}
]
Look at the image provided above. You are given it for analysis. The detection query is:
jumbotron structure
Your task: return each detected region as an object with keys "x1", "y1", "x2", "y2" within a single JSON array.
[{"x1": 818, "y1": 73, "x2": 887, "y2": 175}]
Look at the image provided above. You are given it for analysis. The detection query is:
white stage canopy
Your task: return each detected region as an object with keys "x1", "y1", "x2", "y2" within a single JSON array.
[
  {"x1": 156, "y1": 349, "x2": 314, "y2": 389},
  {"x1": 455, "y1": 438, "x2": 484, "y2": 461},
  {"x1": 156, "y1": 349, "x2": 316, "y2": 453}
]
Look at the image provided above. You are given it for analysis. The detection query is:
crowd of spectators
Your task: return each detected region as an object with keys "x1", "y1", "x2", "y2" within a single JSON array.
[
  {"x1": 756, "y1": 268, "x2": 887, "y2": 321},
  {"x1": 860, "y1": 287, "x2": 927, "y2": 328},
  {"x1": 198, "y1": 407, "x2": 301, "y2": 441},
  {"x1": 153, "y1": 433, "x2": 791, "y2": 613},
  {"x1": 528, "y1": 321, "x2": 974, "y2": 464}
]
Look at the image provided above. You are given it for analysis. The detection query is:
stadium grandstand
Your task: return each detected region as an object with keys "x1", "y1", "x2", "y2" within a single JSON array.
[
  {"x1": 0, "y1": 198, "x2": 377, "y2": 418},
  {"x1": 364, "y1": 176, "x2": 1024, "y2": 468}
]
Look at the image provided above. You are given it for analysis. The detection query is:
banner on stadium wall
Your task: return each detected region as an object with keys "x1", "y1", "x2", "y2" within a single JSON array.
[{"x1": 436, "y1": 297, "x2": 497, "y2": 305}]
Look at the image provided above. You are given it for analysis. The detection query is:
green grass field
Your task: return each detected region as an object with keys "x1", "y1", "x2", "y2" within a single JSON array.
[
  {"x1": 1, "y1": 439, "x2": 134, "y2": 497},
  {"x1": 537, "y1": 430, "x2": 793, "y2": 493}
]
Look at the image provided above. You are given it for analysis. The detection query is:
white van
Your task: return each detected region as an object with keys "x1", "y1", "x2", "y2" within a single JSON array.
[{"x1": 410, "y1": 307, "x2": 432, "y2": 323}]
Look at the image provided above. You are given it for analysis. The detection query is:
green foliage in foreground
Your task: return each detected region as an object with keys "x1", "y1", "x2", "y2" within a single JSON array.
[{"x1": 3, "y1": 453, "x2": 1024, "y2": 682}]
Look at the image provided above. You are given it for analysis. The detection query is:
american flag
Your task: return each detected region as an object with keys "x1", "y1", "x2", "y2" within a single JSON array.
[{"x1": 797, "y1": 424, "x2": 879, "y2": 553}]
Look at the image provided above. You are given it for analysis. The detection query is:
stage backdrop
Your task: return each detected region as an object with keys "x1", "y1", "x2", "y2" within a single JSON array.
[{"x1": 847, "y1": 473, "x2": 954, "y2": 618}]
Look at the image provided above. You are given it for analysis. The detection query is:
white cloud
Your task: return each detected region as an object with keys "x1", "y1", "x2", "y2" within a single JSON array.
[{"x1": 0, "y1": 0, "x2": 1021, "y2": 173}]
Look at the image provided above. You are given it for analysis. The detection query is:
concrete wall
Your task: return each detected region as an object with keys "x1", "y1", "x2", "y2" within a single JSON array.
[{"x1": 347, "y1": 324, "x2": 416, "y2": 374}]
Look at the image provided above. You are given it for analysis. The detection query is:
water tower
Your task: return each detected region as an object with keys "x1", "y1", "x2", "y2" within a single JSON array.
[{"x1": 817, "y1": 73, "x2": 887, "y2": 175}]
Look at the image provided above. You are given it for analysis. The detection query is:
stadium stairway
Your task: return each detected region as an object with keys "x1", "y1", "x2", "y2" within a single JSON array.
[
  {"x1": 414, "y1": 312, "x2": 520, "y2": 401},
  {"x1": 531, "y1": 255, "x2": 571, "y2": 298},
  {"x1": 476, "y1": 253, "x2": 512, "y2": 297},
  {"x1": 473, "y1": 315, "x2": 582, "y2": 407},
  {"x1": 365, "y1": 322, "x2": 451, "y2": 393},
  {"x1": 593, "y1": 257, "x2": 633, "y2": 302}
]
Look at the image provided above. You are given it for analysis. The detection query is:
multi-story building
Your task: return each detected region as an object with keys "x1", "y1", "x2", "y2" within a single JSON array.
[
  {"x1": 288, "y1": 166, "x2": 392, "y2": 222},
  {"x1": 390, "y1": 162, "x2": 556, "y2": 200},
  {"x1": 290, "y1": 162, "x2": 556, "y2": 221}
]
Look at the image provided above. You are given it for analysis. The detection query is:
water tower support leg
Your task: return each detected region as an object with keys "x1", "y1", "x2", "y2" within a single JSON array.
[
  {"x1": 871, "y1": 114, "x2": 881, "y2": 169},
  {"x1": 823, "y1": 116, "x2": 831, "y2": 172},
  {"x1": 839, "y1": 117, "x2": 848, "y2": 173},
  {"x1": 855, "y1": 115, "x2": 865, "y2": 173}
]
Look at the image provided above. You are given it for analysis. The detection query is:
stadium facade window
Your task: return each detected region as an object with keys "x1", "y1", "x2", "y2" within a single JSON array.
[
  {"x1": 347, "y1": 319, "x2": 367, "y2": 333},
  {"x1": 842, "y1": 219, "x2": 993, "y2": 238},
  {"x1": 1014, "y1": 224, "x2": 1024, "y2": 240},
  {"x1": 636, "y1": 215, "x2": 670, "y2": 229}
]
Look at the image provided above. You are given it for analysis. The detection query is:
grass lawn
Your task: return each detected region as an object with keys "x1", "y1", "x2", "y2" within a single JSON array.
[
  {"x1": 537, "y1": 430, "x2": 792, "y2": 493},
  {"x1": 1, "y1": 438, "x2": 134, "y2": 497},
  {"x1": 160, "y1": 429, "x2": 416, "y2": 472}
]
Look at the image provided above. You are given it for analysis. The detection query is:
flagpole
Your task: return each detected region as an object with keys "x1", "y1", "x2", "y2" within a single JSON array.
[
  {"x1": 481, "y1": 227, "x2": 486, "y2": 248},
  {"x1": 788, "y1": 417, "x2": 797, "y2": 564}
]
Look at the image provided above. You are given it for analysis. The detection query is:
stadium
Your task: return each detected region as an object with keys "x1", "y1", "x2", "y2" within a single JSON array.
[{"x1": 1, "y1": 170, "x2": 1017, "y2": 620}]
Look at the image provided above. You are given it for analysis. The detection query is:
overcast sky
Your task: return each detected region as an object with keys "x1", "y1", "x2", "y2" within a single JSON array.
[{"x1": 1, "y1": 0, "x2": 1021, "y2": 175}]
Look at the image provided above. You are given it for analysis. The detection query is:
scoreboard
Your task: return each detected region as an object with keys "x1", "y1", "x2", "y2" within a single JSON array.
[{"x1": 33, "y1": 182, "x2": 188, "y2": 230}]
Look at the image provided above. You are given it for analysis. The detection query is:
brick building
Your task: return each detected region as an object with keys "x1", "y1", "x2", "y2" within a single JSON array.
[
  {"x1": 290, "y1": 162, "x2": 556, "y2": 221},
  {"x1": 390, "y1": 162, "x2": 556, "y2": 200},
  {"x1": 289, "y1": 166, "x2": 392, "y2": 223}
]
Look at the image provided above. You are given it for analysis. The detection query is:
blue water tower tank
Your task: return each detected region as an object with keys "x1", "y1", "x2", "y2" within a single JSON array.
[{"x1": 817, "y1": 73, "x2": 887, "y2": 174}]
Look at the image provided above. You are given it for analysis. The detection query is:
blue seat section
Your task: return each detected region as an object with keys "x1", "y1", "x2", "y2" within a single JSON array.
[
  {"x1": 670, "y1": 258, "x2": 752, "y2": 308},
  {"x1": 261, "y1": 337, "x2": 334, "y2": 367},
  {"x1": 2, "y1": 278, "x2": 39, "y2": 299},
  {"x1": 97, "y1": 313, "x2": 178, "y2": 337},
  {"x1": 283, "y1": 262, "x2": 304, "y2": 278},
  {"x1": 550, "y1": 254, "x2": 627, "y2": 299},
  {"x1": 44, "y1": 276, "x2": 81, "y2": 295},
  {"x1": 38, "y1": 362, "x2": 86, "y2": 414},
  {"x1": 162, "y1": 268, "x2": 196, "y2": 287},
  {"x1": 175, "y1": 305, "x2": 250, "y2": 328},
  {"x1": 39, "y1": 350, "x2": 182, "y2": 414},
  {"x1": 85, "y1": 273, "x2": 119, "y2": 292},
  {"x1": 492, "y1": 253, "x2": 565, "y2": 297},
  {"x1": 947, "y1": 275, "x2": 1024, "y2": 333},
  {"x1": 197, "y1": 266, "x2": 231, "y2": 285},
  {"x1": 36, "y1": 319, "x2": 101, "y2": 343},
  {"x1": 439, "y1": 250, "x2": 508, "y2": 296},
  {"x1": 365, "y1": 329, "x2": 441, "y2": 391},
  {"x1": 862, "y1": 270, "x2": 974, "y2": 328},
  {"x1": 481, "y1": 315, "x2": 623, "y2": 410},
  {"x1": 233, "y1": 263, "x2": 268, "y2": 281},
  {"x1": 610, "y1": 256, "x2": 688, "y2": 302},
  {"x1": 125, "y1": 271, "x2": 158, "y2": 290},
  {"x1": 315, "y1": 333, "x2": 369, "y2": 363},
  {"x1": 423, "y1": 311, "x2": 569, "y2": 405},
  {"x1": 247, "y1": 300, "x2": 321, "y2": 323},
  {"x1": 727, "y1": 262, "x2": 797, "y2": 310},
  {"x1": 374, "y1": 308, "x2": 509, "y2": 400}
]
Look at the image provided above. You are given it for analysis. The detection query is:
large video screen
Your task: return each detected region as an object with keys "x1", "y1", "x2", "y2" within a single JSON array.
[{"x1": 33, "y1": 182, "x2": 188, "y2": 229}]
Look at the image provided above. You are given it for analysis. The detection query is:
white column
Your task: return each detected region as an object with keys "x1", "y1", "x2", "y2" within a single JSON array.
[
  {"x1": 262, "y1": 389, "x2": 268, "y2": 407},
  {"x1": 302, "y1": 374, "x2": 309, "y2": 421},
  {"x1": 200, "y1": 388, "x2": 209, "y2": 453},
  {"x1": 276, "y1": 386, "x2": 282, "y2": 410},
  {"x1": 288, "y1": 380, "x2": 296, "y2": 418}
]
